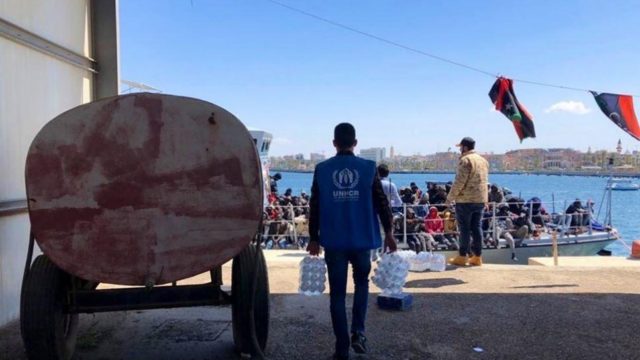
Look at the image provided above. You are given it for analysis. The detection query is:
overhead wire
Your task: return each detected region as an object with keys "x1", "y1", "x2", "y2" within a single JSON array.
[
  {"x1": 265, "y1": 0, "x2": 497, "y2": 78},
  {"x1": 264, "y1": 0, "x2": 639, "y2": 97}
]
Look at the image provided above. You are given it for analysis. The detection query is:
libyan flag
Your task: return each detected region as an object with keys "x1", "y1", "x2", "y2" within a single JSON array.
[
  {"x1": 591, "y1": 91, "x2": 640, "y2": 141},
  {"x1": 489, "y1": 77, "x2": 536, "y2": 142}
]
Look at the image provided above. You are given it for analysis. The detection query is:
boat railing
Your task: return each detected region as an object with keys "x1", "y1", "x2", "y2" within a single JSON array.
[{"x1": 259, "y1": 199, "x2": 602, "y2": 249}]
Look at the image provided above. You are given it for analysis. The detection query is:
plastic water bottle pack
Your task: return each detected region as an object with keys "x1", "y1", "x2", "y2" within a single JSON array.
[
  {"x1": 371, "y1": 252, "x2": 410, "y2": 296},
  {"x1": 429, "y1": 253, "x2": 446, "y2": 272},
  {"x1": 409, "y1": 251, "x2": 432, "y2": 272},
  {"x1": 298, "y1": 255, "x2": 327, "y2": 296}
]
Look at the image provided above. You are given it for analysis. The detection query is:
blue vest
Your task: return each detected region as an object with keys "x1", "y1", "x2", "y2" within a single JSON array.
[{"x1": 315, "y1": 155, "x2": 381, "y2": 250}]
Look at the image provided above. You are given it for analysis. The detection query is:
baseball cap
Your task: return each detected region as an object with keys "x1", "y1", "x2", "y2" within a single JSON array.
[{"x1": 456, "y1": 137, "x2": 475, "y2": 148}]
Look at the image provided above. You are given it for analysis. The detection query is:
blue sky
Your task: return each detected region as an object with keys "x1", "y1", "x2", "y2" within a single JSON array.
[{"x1": 119, "y1": 0, "x2": 640, "y2": 156}]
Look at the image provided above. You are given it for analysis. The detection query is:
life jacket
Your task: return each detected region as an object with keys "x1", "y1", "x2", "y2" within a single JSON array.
[{"x1": 315, "y1": 155, "x2": 381, "y2": 250}]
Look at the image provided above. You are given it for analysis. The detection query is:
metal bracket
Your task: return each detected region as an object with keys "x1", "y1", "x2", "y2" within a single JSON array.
[
  {"x1": 67, "y1": 283, "x2": 231, "y2": 314},
  {"x1": 0, "y1": 17, "x2": 97, "y2": 73}
]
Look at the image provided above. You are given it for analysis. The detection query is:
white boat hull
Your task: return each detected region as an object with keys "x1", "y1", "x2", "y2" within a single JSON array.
[{"x1": 405, "y1": 231, "x2": 618, "y2": 265}]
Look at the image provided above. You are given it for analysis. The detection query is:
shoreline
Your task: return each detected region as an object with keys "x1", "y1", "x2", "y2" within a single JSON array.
[{"x1": 272, "y1": 168, "x2": 640, "y2": 178}]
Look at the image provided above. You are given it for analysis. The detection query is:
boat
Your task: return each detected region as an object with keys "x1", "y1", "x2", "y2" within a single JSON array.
[
  {"x1": 259, "y1": 157, "x2": 621, "y2": 264},
  {"x1": 606, "y1": 178, "x2": 639, "y2": 191},
  {"x1": 249, "y1": 128, "x2": 274, "y2": 206},
  {"x1": 391, "y1": 191, "x2": 620, "y2": 264}
]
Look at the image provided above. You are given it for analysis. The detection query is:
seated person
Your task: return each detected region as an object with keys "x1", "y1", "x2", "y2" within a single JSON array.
[
  {"x1": 431, "y1": 185, "x2": 449, "y2": 211},
  {"x1": 406, "y1": 208, "x2": 430, "y2": 252},
  {"x1": 488, "y1": 184, "x2": 505, "y2": 207},
  {"x1": 425, "y1": 206, "x2": 455, "y2": 249},
  {"x1": 442, "y1": 210, "x2": 460, "y2": 250},
  {"x1": 526, "y1": 197, "x2": 549, "y2": 226},
  {"x1": 490, "y1": 205, "x2": 521, "y2": 260},
  {"x1": 565, "y1": 199, "x2": 591, "y2": 228},
  {"x1": 426, "y1": 182, "x2": 438, "y2": 203},
  {"x1": 507, "y1": 196, "x2": 525, "y2": 214},
  {"x1": 401, "y1": 187, "x2": 415, "y2": 205},
  {"x1": 414, "y1": 194, "x2": 430, "y2": 218},
  {"x1": 505, "y1": 198, "x2": 534, "y2": 236},
  {"x1": 393, "y1": 209, "x2": 428, "y2": 253},
  {"x1": 410, "y1": 182, "x2": 423, "y2": 201}
]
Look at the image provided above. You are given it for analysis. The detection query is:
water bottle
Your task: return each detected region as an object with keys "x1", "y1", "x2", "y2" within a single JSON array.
[
  {"x1": 429, "y1": 253, "x2": 446, "y2": 272},
  {"x1": 372, "y1": 252, "x2": 410, "y2": 297},
  {"x1": 409, "y1": 251, "x2": 432, "y2": 272},
  {"x1": 299, "y1": 255, "x2": 327, "y2": 296}
]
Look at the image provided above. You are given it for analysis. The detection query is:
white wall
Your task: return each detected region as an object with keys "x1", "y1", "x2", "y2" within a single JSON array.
[
  {"x1": 0, "y1": 0, "x2": 94, "y2": 327},
  {"x1": 0, "y1": 214, "x2": 33, "y2": 325}
]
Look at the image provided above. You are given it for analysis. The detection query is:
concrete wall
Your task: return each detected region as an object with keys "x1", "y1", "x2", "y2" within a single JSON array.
[{"x1": 0, "y1": 0, "x2": 117, "y2": 327}]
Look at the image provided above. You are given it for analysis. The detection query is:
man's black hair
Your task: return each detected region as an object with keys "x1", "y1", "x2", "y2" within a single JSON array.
[
  {"x1": 334, "y1": 123, "x2": 356, "y2": 148},
  {"x1": 377, "y1": 164, "x2": 390, "y2": 178}
]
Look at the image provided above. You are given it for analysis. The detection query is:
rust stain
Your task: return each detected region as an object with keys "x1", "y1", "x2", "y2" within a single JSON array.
[
  {"x1": 95, "y1": 182, "x2": 144, "y2": 209},
  {"x1": 134, "y1": 94, "x2": 164, "y2": 159},
  {"x1": 30, "y1": 208, "x2": 102, "y2": 233}
]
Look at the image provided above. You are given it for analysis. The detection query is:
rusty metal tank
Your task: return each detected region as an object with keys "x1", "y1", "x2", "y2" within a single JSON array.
[{"x1": 25, "y1": 93, "x2": 263, "y2": 286}]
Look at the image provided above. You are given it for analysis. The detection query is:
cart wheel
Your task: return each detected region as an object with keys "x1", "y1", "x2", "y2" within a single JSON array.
[
  {"x1": 20, "y1": 255, "x2": 78, "y2": 360},
  {"x1": 232, "y1": 244, "x2": 270, "y2": 355}
]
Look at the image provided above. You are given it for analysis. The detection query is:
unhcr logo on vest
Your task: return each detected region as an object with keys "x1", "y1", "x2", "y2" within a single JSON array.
[{"x1": 332, "y1": 168, "x2": 360, "y2": 201}]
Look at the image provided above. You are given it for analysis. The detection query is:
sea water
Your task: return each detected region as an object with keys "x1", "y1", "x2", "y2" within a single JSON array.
[{"x1": 276, "y1": 171, "x2": 639, "y2": 256}]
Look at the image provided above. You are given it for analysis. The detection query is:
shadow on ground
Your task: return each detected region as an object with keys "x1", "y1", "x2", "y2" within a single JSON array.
[
  {"x1": 404, "y1": 277, "x2": 467, "y2": 288},
  {"x1": 2, "y1": 292, "x2": 639, "y2": 360}
]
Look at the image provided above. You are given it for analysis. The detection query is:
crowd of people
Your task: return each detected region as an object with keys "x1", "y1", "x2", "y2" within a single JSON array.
[
  {"x1": 261, "y1": 173, "x2": 311, "y2": 249},
  {"x1": 261, "y1": 172, "x2": 598, "y2": 252}
]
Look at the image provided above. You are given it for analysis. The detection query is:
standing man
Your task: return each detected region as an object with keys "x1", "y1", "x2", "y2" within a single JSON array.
[
  {"x1": 446, "y1": 137, "x2": 489, "y2": 267},
  {"x1": 377, "y1": 163, "x2": 403, "y2": 212},
  {"x1": 308, "y1": 123, "x2": 396, "y2": 360}
]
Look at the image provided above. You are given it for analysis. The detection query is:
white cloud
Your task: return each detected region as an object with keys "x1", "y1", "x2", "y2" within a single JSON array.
[
  {"x1": 545, "y1": 101, "x2": 591, "y2": 115},
  {"x1": 272, "y1": 137, "x2": 293, "y2": 145}
]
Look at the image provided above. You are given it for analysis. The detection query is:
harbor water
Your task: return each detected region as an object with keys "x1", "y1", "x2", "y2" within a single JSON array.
[{"x1": 276, "y1": 171, "x2": 639, "y2": 256}]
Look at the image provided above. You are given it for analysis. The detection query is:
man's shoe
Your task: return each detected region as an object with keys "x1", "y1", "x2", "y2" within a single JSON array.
[
  {"x1": 448, "y1": 255, "x2": 468, "y2": 266},
  {"x1": 351, "y1": 333, "x2": 368, "y2": 354},
  {"x1": 468, "y1": 255, "x2": 483, "y2": 266},
  {"x1": 333, "y1": 353, "x2": 350, "y2": 360}
]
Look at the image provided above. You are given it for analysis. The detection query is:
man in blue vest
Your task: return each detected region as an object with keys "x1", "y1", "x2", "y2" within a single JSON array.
[{"x1": 308, "y1": 123, "x2": 396, "y2": 360}]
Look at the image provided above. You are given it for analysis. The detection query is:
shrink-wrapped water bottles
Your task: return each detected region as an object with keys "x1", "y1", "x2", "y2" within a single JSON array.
[
  {"x1": 371, "y1": 252, "x2": 410, "y2": 296},
  {"x1": 298, "y1": 255, "x2": 327, "y2": 296},
  {"x1": 409, "y1": 251, "x2": 432, "y2": 272},
  {"x1": 399, "y1": 251, "x2": 447, "y2": 272},
  {"x1": 429, "y1": 253, "x2": 446, "y2": 272}
]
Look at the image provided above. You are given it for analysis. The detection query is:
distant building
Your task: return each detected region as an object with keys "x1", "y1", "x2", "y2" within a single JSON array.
[
  {"x1": 389, "y1": 146, "x2": 395, "y2": 159},
  {"x1": 294, "y1": 153, "x2": 304, "y2": 161},
  {"x1": 359, "y1": 147, "x2": 386, "y2": 163},
  {"x1": 310, "y1": 152, "x2": 325, "y2": 161},
  {"x1": 431, "y1": 152, "x2": 458, "y2": 170},
  {"x1": 503, "y1": 148, "x2": 581, "y2": 170},
  {"x1": 617, "y1": 139, "x2": 622, "y2": 154}
]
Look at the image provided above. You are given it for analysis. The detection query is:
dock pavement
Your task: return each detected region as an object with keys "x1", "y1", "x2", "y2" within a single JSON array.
[{"x1": 2, "y1": 250, "x2": 640, "y2": 359}]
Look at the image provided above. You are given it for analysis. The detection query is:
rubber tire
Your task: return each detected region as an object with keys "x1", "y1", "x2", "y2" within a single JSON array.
[
  {"x1": 20, "y1": 255, "x2": 79, "y2": 360},
  {"x1": 231, "y1": 244, "x2": 270, "y2": 355}
]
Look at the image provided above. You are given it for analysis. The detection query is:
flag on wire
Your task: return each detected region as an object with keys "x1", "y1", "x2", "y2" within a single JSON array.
[
  {"x1": 590, "y1": 92, "x2": 640, "y2": 141},
  {"x1": 489, "y1": 77, "x2": 536, "y2": 142}
]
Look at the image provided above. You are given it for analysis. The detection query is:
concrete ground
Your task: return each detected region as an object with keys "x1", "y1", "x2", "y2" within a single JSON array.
[{"x1": 2, "y1": 250, "x2": 640, "y2": 360}]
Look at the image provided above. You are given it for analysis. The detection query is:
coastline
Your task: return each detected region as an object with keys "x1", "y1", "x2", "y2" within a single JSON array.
[{"x1": 272, "y1": 168, "x2": 640, "y2": 178}]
